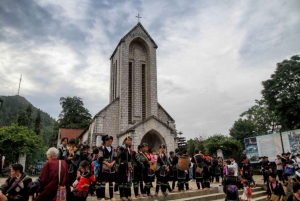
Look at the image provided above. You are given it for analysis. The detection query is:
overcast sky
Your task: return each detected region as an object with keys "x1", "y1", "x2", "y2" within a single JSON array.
[{"x1": 1, "y1": 0, "x2": 299, "y2": 139}]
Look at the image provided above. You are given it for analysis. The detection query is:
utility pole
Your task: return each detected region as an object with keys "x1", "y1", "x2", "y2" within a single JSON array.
[{"x1": 17, "y1": 74, "x2": 22, "y2": 96}]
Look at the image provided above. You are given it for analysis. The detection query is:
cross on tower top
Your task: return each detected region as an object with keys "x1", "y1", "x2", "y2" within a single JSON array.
[{"x1": 136, "y1": 14, "x2": 142, "y2": 23}]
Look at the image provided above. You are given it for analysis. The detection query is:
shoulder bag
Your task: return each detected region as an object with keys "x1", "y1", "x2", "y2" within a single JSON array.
[{"x1": 56, "y1": 160, "x2": 67, "y2": 201}]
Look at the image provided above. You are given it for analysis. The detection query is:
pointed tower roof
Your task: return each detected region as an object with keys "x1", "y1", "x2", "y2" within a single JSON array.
[{"x1": 110, "y1": 22, "x2": 158, "y2": 59}]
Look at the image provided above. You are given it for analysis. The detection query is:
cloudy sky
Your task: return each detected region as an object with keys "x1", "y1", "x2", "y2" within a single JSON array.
[{"x1": 1, "y1": 0, "x2": 299, "y2": 139}]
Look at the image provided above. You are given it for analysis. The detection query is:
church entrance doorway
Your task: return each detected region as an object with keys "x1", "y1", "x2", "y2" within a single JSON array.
[{"x1": 141, "y1": 130, "x2": 166, "y2": 152}]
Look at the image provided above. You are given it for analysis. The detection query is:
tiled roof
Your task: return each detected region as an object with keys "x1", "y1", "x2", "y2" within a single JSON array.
[{"x1": 59, "y1": 128, "x2": 84, "y2": 140}]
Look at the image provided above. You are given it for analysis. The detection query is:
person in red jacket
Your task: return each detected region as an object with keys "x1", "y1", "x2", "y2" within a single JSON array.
[
  {"x1": 35, "y1": 147, "x2": 71, "y2": 201},
  {"x1": 72, "y1": 160, "x2": 96, "y2": 201}
]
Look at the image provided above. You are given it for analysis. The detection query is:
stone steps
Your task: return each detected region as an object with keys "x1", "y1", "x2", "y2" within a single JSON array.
[{"x1": 86, "y1": 187, "x2": 266, "y2": 201}]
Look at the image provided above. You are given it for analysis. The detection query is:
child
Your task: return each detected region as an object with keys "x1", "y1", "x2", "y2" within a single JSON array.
[
  {"x1": 73, "y1": 160, "x2": 96, "y2": 201},
  {"x1": 241, "y1": 181, "x2": 252, "y2": 201},
  {"x1": 150, "y1": 149, "x2": 158, "y2": 162},
  {"x1": 149, "y1": 149, "x2": 158, "y2": 181}
]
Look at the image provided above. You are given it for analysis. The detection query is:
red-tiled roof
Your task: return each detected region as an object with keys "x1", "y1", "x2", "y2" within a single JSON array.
[{"x1": 59, "y1": 128, "x2": 84, "y2": 140}]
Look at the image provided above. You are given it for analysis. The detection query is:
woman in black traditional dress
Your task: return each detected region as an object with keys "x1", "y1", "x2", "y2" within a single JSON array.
[
  {"x1": 0, "y1": 163, "x2": 32, "y2": 201},
  {"x1": 192, "y1": 149, "x2": 205, "y2": 190},
  {"x1": 132, "y1": 145, "x2": 144, "y2": 198},
  {"x1": 155, "y1": 144, "x2": 170, "y2": 196},
  {"x1": 97, "y1": 135, "x2": 117, "y2": 201},
  {"x1": 118, "y1": 136, "x2": 133, "y2": 201},
  {"x1": 67, "y1": 138, "x2": 81, "y2": 186},
  {"x1": 140, "y1": 143, "x2": 154, "y2": 197}
]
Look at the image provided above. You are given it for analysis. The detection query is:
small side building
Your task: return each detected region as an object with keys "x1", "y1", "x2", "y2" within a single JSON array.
[{"x1": 57, "y1": 128, "x2": 84, "y2": 147}]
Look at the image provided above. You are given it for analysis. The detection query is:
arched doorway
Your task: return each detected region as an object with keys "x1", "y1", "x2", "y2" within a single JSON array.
[{"x1": 141, "y1": 130, "x2": 166, "y2": 152}]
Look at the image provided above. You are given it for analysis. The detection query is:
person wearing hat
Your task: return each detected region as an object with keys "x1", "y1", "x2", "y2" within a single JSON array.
[
  {"x1": 155, "y1": 144, "x2": 170, "y2": 196},
  {"x1": 67, "y1": 138, "x2": 81, "y2": 185},
  {"x1": 139, "y1": 143, "x2": 154, "y2": 197},
  {"x1": 96, "y1": 135, "x2": 117, "y2": 201},
  {"x1": 132, "y1": 145, "x2": 145, "y2": 198},
  {"x1": 191, "y1": 148, "x2": 205, "y2": 190},
  {"x1": 118, "y1": 136, "x2": 133, "y2": 201},
  {"x1": 171, "y1": 148, "x2": 180, "y2": 190}
]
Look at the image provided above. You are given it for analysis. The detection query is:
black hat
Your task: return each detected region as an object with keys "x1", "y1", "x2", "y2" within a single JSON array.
[
  {"x1": 69, "y1": 138, "x2": 76, "y2": 144},
  {"x1": 141, "y1": 143, "x2": 148, "y2": 147},
  {"x1": 287, "y1": 152, "x2": 291, "y2": 155},
  {"x1": 125, "y1": 136, "x2": 132, "y2": 140}
]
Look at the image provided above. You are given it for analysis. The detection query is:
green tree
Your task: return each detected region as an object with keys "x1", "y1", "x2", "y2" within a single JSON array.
[
  {"x1": 204, "y1": 134, "x2": 242, "y2": 159},
  {"x1": 241, "y1": 99, "x2": 278, "y2": 134},
  {"x1": 187, "y1": 139, "x2": 196, "y2": 156},
  {"x1": 34, "y1": 110, "x2": 42, "y2": 135},
  {"x1": 177, "y1": 131, "x2": 187, "y2": 152},
  {"x1": 58, "y1": 96, "x2": 92, "y2": 129},
  {"x1": 0, "y1": 124, "x2": 44, "y2": 166},
  {"x1": 48, "y1": 121, "x2": 59, "y2": 147},
  {"x1": 262, "y1": 55, "x2": 300, "y2": 130},
  {"x1": 229, "y1": 118, "x2": 257, "y2": 145},
  {"x1": 17, "y1": 110, "x2": 30, "y2": 127}
]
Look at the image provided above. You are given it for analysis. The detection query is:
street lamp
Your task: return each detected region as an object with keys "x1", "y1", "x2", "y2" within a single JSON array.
[
  {"x1": 276, "y1": 122, "x2": 284, "y2": 153},
  {"x1": 0, "y1": 98, "x2": 3, "y2": 109}
]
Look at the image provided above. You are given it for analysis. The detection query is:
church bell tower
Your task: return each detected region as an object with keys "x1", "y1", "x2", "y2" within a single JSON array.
[{"x1": 109, "y1": 22, "x2": 159, "y2": 131}]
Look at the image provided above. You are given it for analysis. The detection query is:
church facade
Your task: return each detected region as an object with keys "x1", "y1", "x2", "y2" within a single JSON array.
[{"x1": 80, "y1": 23, "x2": 177, "y2": 152}]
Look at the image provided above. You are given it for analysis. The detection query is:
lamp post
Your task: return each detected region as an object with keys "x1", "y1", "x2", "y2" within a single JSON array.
[
  {"x1": 0, "y1": 98, "x2": 3, "y2": 109},
  {"x1": 276, "y1": 122, "x2": 284, "y2": 153}
]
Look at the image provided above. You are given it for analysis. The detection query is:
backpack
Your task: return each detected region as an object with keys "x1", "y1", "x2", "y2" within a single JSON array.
[
  {"x1": 285, "y1": 164, "x2": 295, "y2": 175},
  {"x1": 92, "y1": 160, "x2": 99, "y2": 177}
]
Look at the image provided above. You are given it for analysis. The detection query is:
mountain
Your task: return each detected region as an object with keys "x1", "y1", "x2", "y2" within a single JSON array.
[{"x1": 0, "y1": 95, "x2": 56, "y2": 145}]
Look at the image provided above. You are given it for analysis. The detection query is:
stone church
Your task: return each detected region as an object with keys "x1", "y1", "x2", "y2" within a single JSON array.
[{"x1": 80, "y1": 22, "x2": 177, "y2": 152}]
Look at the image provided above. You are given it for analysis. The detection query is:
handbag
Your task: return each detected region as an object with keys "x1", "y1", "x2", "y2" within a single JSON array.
[
  {"x1": 194, "y1": 155, "x2": 203, "y2": 174},
  {"x1": 270, "y1": 194, "x2": 279, "y2": 201},
  {"x1": 56, "y1": 160, "x2": 67, "y2": 201},
  {"x1": 72, "y1": 179, "x2": 79, "y2": 188}
]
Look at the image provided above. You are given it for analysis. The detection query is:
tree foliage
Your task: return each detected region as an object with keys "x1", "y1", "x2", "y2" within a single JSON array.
[
  {"x1": 34, "y1": 110, "x2": 42, "y2": 135},
  {"x1": 0, "y1": 95, "x2": 56, "y2": 145},
  {"x1": 0, "y1": 124, "x2": 45, "y2": 166},
  {"x1": 262, "y1": 55, "x2": 300, "y2": 129},
  {"x1": 205, "y1": 134, "x2": 242, "y2": 159},
  {"x1": 229, "y1": 118, "x2": 257, "y2": 144},
  {"x1": 58, "y1": 96, "x2": 92, "y2": 129},
  {"x1": 240, "y1": 99, "x2": 278, "y2": 134},
  {"x1": 177, "y1": 131, "x2": 187, "y2": 152}
]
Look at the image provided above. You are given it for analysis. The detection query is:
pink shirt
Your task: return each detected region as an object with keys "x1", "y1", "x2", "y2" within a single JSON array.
[{"x1": 150, "y1": 154, "x2": 157, "y2": 162}]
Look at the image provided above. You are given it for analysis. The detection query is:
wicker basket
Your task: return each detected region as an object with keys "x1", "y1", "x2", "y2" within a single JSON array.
[
  {"x1": 178, "y1": 156, "x2": 189, "y2": 171},
  {"x1": 150, "y1": 161, "x2": 157, "y2": 172}
]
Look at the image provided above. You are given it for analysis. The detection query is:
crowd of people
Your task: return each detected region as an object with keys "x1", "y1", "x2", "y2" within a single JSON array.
[
  {"x1": 7, "y1": 135, "x2": 300, "y2": 201},
  {"x1": 258, "y1": 152, "x2": 300, "y2": 201}
]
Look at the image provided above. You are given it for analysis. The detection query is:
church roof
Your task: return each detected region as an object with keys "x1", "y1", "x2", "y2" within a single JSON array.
[
  {"x1": 158, "y1": 103, "x2": 175, "y2": 122},
  {"x1": 110, "y1": 22, "x2": 158, "y2": 60},
  {"x1": 117, "y1": 115, "x2": 176, "y2": 138},
  {"x1": 78, "y1": 98, "x2": 120, "y2": 139}
]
